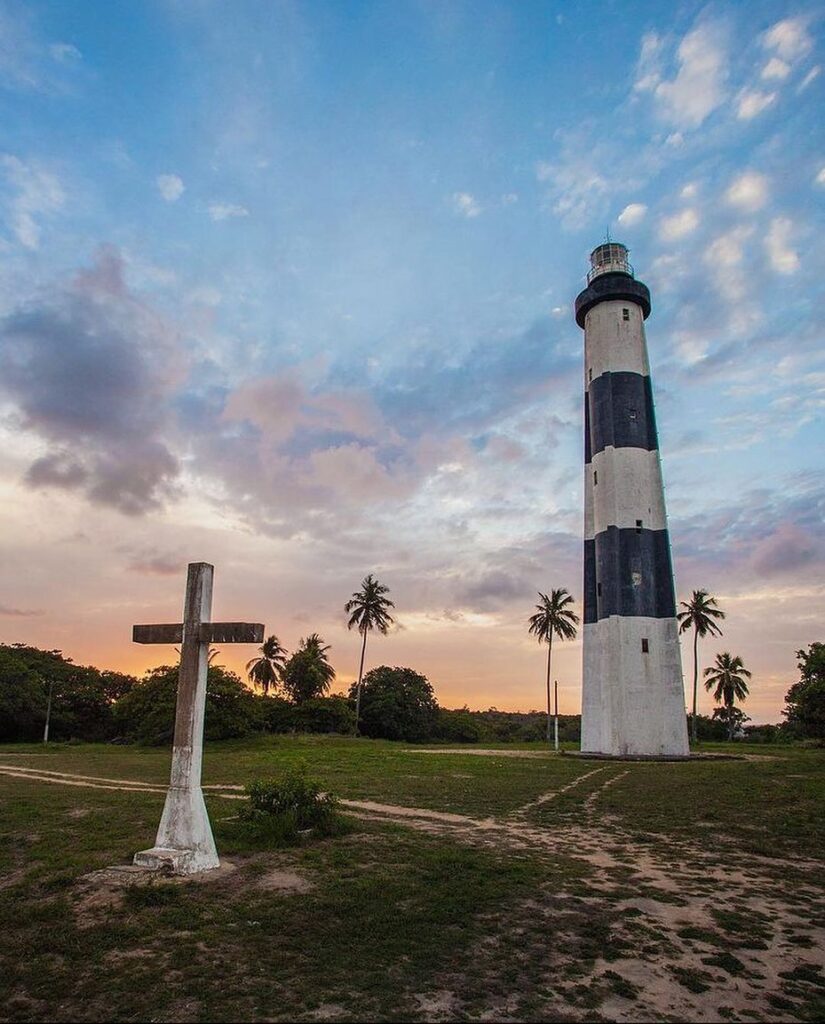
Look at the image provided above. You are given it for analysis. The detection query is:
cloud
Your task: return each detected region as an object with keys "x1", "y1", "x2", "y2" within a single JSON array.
[
  {"x1": 763, "y1": 18, "x2": 812, "y2": 62},
  {"x1": 736, "y1": 89, "x2": 776, "y2": 120},
  {"x1": 653, "y1": 22, "x2": 728, "y2": 128},
  {"x1": 49, "y1": 42, "x2": 81, "y2": 64},
  {"x1": 452, "y1": 192, "x2": 481, "y2": 218},
  {"x1": 1, "y1": 154, "x2": 64, "y2": 249},
  {"x1": 761, "y1": 57, "x2": 790, "y2": 81},
  {"x1": 765, "y1": 218, "x2": 799, "y2": 274},
  {"x1": 208, "y1": 202, "x2": 249, "y2": 221},
  {"x1": 537, "y1": 157, "x2": 609, "y2": 229},
  {"x1": 617, "y1": 203, "x2": 647, "y2": 227},
  {"x1": 156, "y1": 174, "x2": 185, "y2": 202},
  {"x1": 0, "y1": 247, "x2": 183, "y2": 514},
  {"x1": 751, "y1": 522, "x2": 820, "y2": 576},
  {"x1": 816, "y1": 167, "x2": 825, "y2": 187},
  {"x1": 703, "y1": 226, "x2": 753, "y2": 302},
  {"x1": 633, "y1": 30, "x2": 663, "y2": 93},
  {"x1": 659, "y1": 208, "x2": 699, "y2": 241},
  {"x1": 0, "y1": 605, "x2": 43, "y2": 617},
  {"x1": 725, "y1": 171, "x2": 768, "y2": 211},
  {"x1": 798, "y1": 66, "x2": 820, "y2": 92},
  {"x1": 126, "y1": 553, "x2": 183, "y2": 576},
  {"x1": 501, "y1": 193, "x2": 518, "y2": 206}
]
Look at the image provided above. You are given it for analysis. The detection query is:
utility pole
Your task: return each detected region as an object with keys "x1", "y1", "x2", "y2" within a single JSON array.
[{"x1": 553, "y1": 679, "x2": 559, "y2": 752}]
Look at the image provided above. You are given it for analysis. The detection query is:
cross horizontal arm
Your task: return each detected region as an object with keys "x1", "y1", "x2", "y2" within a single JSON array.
[
  {"x1": 201, "y1": 622, "x2": 264, "y2": 644},
  {"x1": 133, "y1": 623, "x2": 264, "y2": 645},
  {"x1": 133, "y1": 623, "x2": 183, "y2": 645}
]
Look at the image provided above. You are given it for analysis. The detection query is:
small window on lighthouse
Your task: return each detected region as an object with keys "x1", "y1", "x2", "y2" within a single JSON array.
[
  {"x1": 622, "y1": 308, "x2": 630, "y2": 321},
  {"x1": 593, "y1": 470, "x2": 598, "y2": 485},
  {"x1": 597, "y1": 582, "x2": 602, "y2": 597},
  {"x1": 588, "y1": 367, "x2": 593, "y2": 382},
  {"x1": 636, "y1": 519, "x2": 643, "y2": 533},
  {"x1": 629, "y1": 408, "x2": 638, "y2": 421},
  {"x1": 641, "y1": 638, "x2": 649, "y2": 653}
]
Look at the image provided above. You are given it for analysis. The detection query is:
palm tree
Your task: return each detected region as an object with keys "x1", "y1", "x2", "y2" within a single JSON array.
[
  {"x1": 302, "y1": 634, "x2": 336, "y2": 689},
  {"x1": 528, "y1": 589, "x2": 579, "y2": 744},
  {"x1": 246, "y1": 634, "x2": 288, "y2": 696},
  {"x1": 282, "y1": 634, "x2": 336, "y2": 704},
  {"x1": 345, "y1": 574, "x2": 395, "y2": 734},
  {"x1": 704, "y1": 652, "x2": 751, "y2": 740},
  {"x1": 677, "y1": 590, "x2": 725, "y2": 744}
]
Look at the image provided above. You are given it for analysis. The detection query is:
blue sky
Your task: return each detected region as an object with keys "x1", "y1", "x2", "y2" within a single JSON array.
[{"x1": 0, "y1": 0, "x2": 822, "y2": 721}]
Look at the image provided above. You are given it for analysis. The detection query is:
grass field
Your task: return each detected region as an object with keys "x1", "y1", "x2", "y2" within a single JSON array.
[{"x1": 1, "y1": 736, "x2": 824, "y2": 1022}]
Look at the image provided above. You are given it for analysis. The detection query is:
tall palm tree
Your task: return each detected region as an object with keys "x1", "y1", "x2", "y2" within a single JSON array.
[
  {"x1": 704, "y1": 652, "x2": 751, "y2": 740},
  {"x1": 246, "y1": 634, "x2": 288, "y2": 696},
  {"x1": 528, "y1": 589, "x2": 579, "y2": 744},
  {"x1": 345, "y1": 574, "x2": 395, "y2": 734},
  {"x1": 677, "y1": 590, "x2": 725, "y2": 744}
]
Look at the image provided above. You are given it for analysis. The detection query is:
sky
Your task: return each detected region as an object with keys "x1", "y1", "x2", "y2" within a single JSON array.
[{"x1": 0, "y1": 0, "x2": 823, "y2": 724}]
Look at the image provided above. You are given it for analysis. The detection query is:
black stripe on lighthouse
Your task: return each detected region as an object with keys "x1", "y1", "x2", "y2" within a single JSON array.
[
  {"x1": 588, "y1": 371, "x2": 658, "y2": 456},
  {"x1": 583, "y1": 538, "x2": 597, "y2": 624},
  {"x1": 584, "y1": 527, "x2": 676, "y2": 622}
]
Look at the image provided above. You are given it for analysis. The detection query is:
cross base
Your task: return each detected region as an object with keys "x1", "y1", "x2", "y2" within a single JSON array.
[
  {"x1": 135, "y1": 782, "x2": 220, "y2": 875},
  {"x1": 133, "y1": 845, "x2": 220, "y2": 875}
]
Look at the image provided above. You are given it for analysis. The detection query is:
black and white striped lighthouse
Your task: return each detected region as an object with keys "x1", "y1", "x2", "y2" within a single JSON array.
[{"x1": 575, "y1": 243, "x2": 689, "y2": 756}]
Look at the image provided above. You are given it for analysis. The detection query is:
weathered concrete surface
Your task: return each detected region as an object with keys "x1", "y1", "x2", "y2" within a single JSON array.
[{"x1": 131, "y1": 563, "x2": 264, "y2": 874}]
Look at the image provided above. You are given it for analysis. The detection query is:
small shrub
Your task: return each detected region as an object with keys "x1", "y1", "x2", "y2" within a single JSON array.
[{"x1": 238, "y1": 767, "x2": 345, "y2": 844}]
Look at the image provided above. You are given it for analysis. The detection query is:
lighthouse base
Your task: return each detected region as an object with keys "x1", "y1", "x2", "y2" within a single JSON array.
[{"x1": 581, "y1": 615, "x2": 689, "y2": 757}]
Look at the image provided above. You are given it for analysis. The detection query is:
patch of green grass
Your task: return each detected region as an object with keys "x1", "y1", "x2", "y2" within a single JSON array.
[
  {"x1": 671, "y1": 966, "x2": 714, "y2": 993},
  {"x1": 701, "y1": 951, "x2": 747, "y2": 976},
  {"x1": 603, "y1": 969, "x2": 640, "y2": 999}
]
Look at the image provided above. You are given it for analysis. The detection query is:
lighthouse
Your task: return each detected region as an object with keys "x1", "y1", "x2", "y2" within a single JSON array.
[{"x1": 575, "y1": 242, "x2": 689, "y2": 757}]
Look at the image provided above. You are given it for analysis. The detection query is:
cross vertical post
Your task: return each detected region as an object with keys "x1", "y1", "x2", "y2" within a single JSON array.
[{"x1": 131, "y1": 562, "x2": 264, "y2": 875}]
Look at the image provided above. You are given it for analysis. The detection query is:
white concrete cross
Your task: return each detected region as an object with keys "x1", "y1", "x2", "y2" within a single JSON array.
[{"x1": 131, "y1": 562, "x2": 264, "y2": 874}]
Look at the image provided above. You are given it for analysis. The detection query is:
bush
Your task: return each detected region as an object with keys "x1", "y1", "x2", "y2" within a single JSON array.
[
  {"x1": 293, "y1": 696, "x2": 355, "y2": 734},
  {"x1": 784, "y1": 643, "x2": 825, "y2": 741},
  {"x1": 237, "y1": 768, "x2": 345, "y2": 844},
  {"x1": 259, "y1": 695, "x2": 296, "y2": 734},
  {"x1": 436, "y1": 708, "x2": 484, "y2": 743},
  {"x1": 351, "y1": 666, "x2": 438, "y2": 742},
  {"x1": 112, "y1": 664, "x2": 264, "y2": 745}
]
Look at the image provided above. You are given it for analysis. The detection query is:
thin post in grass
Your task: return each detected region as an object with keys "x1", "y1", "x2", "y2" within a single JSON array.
[
  {"x1": 42, "y1": 679, "x2": 54, "y2": 744},
  {"x1": 554, "y1": 679, "x2": 559, "y2": 752}
]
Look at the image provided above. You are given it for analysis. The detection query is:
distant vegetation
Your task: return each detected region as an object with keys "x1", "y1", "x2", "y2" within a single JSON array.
[{"x1": 0, "y1": 639, "x2": 822, "y2": 747}]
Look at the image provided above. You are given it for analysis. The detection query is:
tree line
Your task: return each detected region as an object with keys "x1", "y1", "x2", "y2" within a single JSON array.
[{"x1": 1, "y1": 573, "x2": 823, "y2": 746}]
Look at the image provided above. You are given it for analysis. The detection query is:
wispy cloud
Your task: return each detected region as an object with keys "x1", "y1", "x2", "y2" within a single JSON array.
[
  {"x1": 208, "y1": 201, "x2": 249, "y2": 221},
  {"x1": 0, "y1": 604, "x2": 43, "y2": 617},
  {"x1": 156, "y1": 173, "x2": 185, "y2": 202},
  {"x1": 765, "y1": 217, "x2": 799, "y2": 274},
  {"x1": 652, "y1": 22, "x2": 728, "y2": 129},
  {"x1": 452, "y1": 192, "x2": 481, "y2": 218},
  {"x1": 1, "y1": 154, "x2": 64, "y2": 249},
  {"x1": 659, "y1": 208, "x2": 698, "y2": 241},
  {"x1": 736, "y1": 89, "x2": 776, "y2": 120}
]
